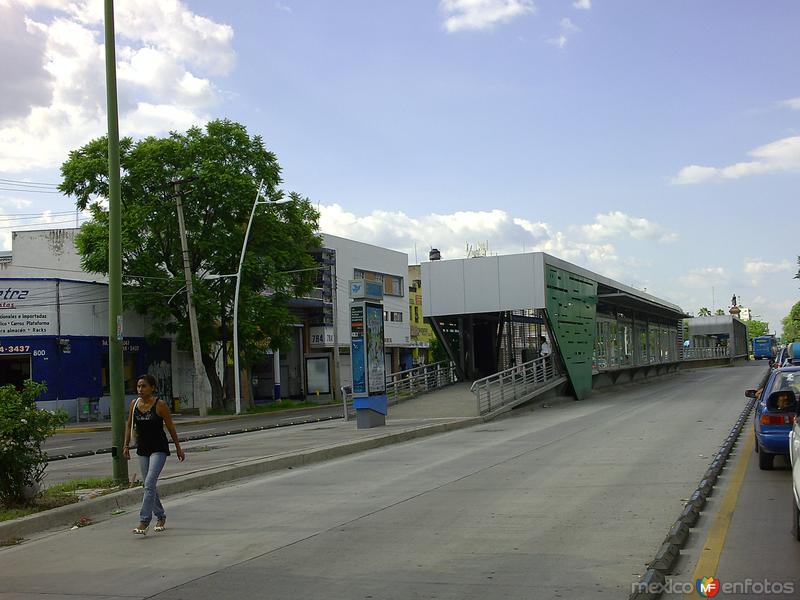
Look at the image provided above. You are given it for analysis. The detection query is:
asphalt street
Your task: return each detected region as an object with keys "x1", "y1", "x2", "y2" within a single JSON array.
[{"x1": 1, "y1": 362, "x2": 771, "y2": 599}]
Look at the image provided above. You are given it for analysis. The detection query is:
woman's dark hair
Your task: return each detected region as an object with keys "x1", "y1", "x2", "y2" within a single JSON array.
[{"x1": 137, "y1": 374, "x2": 158, "y2": 390}]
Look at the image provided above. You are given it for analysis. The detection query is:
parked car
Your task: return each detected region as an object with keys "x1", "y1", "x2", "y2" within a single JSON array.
[
  {"x1": 789, "y1": 394, "x2": 800, "y2": 540},
  {"x1": 747, "y1": 367, "x2": 800, "y2": 470},
  {"x1": 773, "y1": 345, "x2": 788, "y2": 369}
]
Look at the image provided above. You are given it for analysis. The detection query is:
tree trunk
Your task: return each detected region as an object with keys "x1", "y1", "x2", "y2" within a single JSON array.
[{"x1": 201, "y1": 352, "x2": 225, "y2": 411}]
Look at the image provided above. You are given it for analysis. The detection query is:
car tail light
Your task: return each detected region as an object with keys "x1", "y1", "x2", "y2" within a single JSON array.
[{"x1": 761, "y1": 414, "x2": 796, "y2": 425}]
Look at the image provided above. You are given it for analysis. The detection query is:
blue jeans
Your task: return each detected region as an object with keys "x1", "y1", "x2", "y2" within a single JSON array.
[{"x1": 138, "y1": 452, "x2": 167, "y2": 525}]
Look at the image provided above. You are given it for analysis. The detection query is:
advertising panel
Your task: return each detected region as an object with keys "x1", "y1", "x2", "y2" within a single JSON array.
[
  {"x1": 365, "y1": 302, "x2": 385, "y2": 393},
  {"x1": 350, "y1": 303, "x2": 366, "y2": 395},
  {"x1": 0, "y1": 280, "x2": 57, "y2": 336}
]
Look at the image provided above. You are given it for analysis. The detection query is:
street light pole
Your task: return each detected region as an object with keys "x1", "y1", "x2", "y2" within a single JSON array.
[{"x1": 232, "y1": 181, "x2": 292, "y2": 415}]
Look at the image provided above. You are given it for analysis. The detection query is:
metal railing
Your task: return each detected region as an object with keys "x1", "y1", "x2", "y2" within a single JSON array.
[
  {"x1": 681, "y1": 347, "x2": 730, "y2": 360},
  {"x1": 470, "y1": 354, "x2": 562, "y2": 416},
  {"x1": 385, "y1": 361, "x2": 458, "y2": 405}
]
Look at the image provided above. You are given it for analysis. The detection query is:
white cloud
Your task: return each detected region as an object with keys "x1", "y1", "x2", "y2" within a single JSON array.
[
  {"x1": 440, "y1": 0, "x2": 535, "y2": 33},
  {"x1": 0, "y1": 200, "x2": 56, "y2": 250},
  {"x1": 678, "y1": 266, "x2": 729, "y2": 287},
  {"x1": 578, "y1": 211, "x2": 677, "y2": 243},
  {"x1": 744, "y1": 259, "x2": 793, "y2": 275},
  {"x1": 672, "y1": 135, "x2": 800, "y2": 184},
  {"x1": 0, "y1": 0, "x2": 234, "y2": 172},
  {"x1": 780, "y1": 97, "x2": 800, "y2": 110},
  {"x1": 573, "y1": 0, "x2": 591, "y2": 9},
  {"x1": 547, "y1": 16, "x2": 580, "y2": 48},
  {"x1": 319, "y1": 203, "x2": 624, "y2": 274},
  {"x1": 560, "y1": 17, "x2": 579, "y2": 32}
]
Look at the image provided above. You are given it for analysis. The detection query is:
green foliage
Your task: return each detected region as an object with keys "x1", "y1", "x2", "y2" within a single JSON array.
[
  {"x1": 782, "y1": 301, "x2": 800, "y2": 342},
  {"x1": 430, "y1": 338, "x2": 449, "y2": 363},
  {"x1": 746, "y1": 319, "x2": 770, "y2": 339},
  {"x1": 0, "y1": 381, "x2": 67, "y2": 504},
  {"x1": 60, "y1": 120, "x2": 322, "y2": 408},
  {"x1": 714, "y1": 309, "x2": 725, "y2": 316},
  {"x1": 697, "y1": 307, "x2": 711, "y2": 316}
]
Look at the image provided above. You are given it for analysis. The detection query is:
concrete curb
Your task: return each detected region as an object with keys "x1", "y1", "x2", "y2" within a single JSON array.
[{"x1": 1, "y1": 416, "x2": 484, "y2": 543}]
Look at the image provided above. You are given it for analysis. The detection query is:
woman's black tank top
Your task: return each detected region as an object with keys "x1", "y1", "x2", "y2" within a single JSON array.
[{"x1": 133, "y1": 400, "x2": 170, "y2": 456}]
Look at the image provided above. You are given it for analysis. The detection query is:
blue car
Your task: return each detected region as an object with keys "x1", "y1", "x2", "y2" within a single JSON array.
[{"x1": 748, "y1": 367, "x2": 800, "y2": 470}]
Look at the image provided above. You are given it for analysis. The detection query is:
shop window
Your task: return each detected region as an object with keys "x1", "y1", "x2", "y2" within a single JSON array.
[
  {"x1": 305, "y1": 356, "x2": 330, "y2": 395},
  {"x1": 353, "y1": 269, "x2": 403, "y2": 297},
  {"x1": 0, "y1": 355, "x2": 31, "y2": 391}
]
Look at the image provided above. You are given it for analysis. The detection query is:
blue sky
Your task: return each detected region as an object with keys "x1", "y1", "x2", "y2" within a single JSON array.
[{"x1": 1, "y1": 0, "x2": 798, "y2": 333}]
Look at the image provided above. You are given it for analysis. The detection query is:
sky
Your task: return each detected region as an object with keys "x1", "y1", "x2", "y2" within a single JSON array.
[{"x1": 1, "y1": 0, "x2": 798, "y2": 334}]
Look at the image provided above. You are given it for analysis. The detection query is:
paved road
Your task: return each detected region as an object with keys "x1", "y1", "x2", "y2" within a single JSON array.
[
  {"x1": 1, "y1": 363, "x2": 767, "y2": 599},
  {"x1": 661, "y1": 399, "x2": 800, "y2": 599}
]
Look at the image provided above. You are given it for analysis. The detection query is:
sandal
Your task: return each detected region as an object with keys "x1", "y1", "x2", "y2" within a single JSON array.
[{"x1": 154, "y1": 519, "x2": 166, "y2": 532}]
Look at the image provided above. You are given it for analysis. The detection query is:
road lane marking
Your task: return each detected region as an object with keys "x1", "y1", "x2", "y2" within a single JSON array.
[{"x1": 684, "y1": 429, "x2": 754, "y2": 599}]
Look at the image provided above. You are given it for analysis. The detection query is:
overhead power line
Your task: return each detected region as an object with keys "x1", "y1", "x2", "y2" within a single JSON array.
[
  {"x1": 0, "y1": 177, "x2": 60, "y2": 187},
  {"x1": 0, "y1": 187, "x2": 65, "y2": 194}
]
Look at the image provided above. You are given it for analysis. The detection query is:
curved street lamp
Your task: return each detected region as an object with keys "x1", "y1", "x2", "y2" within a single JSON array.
[{"x1": 231, "y1": 182, "x2": 293, "y2": 414}]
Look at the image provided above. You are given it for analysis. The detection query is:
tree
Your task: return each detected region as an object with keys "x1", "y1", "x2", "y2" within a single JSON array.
[
  {"x1": 745, "y1": 319, "x2": 770, "y2": 339},
  {"x1": 697, "y1": 307, "x2": 711, "y2": 316},
  {"x1": 782, "y1": 301, "x2": 800, "y2": 342},
  {"x1": 714, "y1": 309, "x2": 725, "y2": 316},
  {"x1": 60, "y1": 120, "x2": 322, "y2": 411}
]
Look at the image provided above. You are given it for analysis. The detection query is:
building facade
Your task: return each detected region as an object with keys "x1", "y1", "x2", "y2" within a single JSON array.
[
  {"x1": 0, "y1": 229, "x2": 199, "y2": 415},
  {"x1": 302, "y1": 234, "x2": 412, "y2": 400},
  {"x1": 407, "y1": 265, "x2": 434, "y2": 368}
]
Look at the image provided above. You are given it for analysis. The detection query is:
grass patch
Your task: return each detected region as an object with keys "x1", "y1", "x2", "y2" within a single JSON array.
[{"x1": 0, "y1": 477, "x2": 125, "y2": 522}]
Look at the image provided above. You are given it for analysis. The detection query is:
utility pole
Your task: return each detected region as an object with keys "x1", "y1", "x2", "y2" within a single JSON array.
[
  {"x1": 103, "y1": 0, "x2": 127, "y2": 483},
  {"x1": 331, "y1": 256, "x2": 342, "y2": 408},
  {"x1": 173, "y1": 181, "x2": 207, "y2": 416}
]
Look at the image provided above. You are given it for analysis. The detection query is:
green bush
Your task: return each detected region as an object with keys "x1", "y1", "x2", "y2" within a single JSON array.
[{"x1": 0, "y1": 381, "x2": 67, "y2": 504}]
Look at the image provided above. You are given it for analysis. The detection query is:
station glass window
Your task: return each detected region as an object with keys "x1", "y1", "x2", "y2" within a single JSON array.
[{"x1": 619, "y1": 322, "x2": 633, "y2": 366}]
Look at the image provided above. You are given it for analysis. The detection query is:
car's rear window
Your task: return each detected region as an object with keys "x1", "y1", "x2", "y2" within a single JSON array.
[{"x1": 771, "y1": 372, "x2": 800, "y2": 394}]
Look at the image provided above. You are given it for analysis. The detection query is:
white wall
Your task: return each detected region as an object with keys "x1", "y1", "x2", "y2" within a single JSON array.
[
  {"x1": 0, "y1": 229, "x2": 104, "y2": 282},
  {"x1": 0, "y1": 278, "x2": 153, "y2": 338},
  {"x1": 422, "y1": 253, "x2": 547, "y2": 317},
  {"x1": 322, "y1": 233, "x2": 411, "y2": 348}
]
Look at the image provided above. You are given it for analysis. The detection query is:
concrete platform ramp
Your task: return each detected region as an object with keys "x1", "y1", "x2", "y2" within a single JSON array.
[{"x1": 387, "y1": 382, "x2": 479, "y2": 418}]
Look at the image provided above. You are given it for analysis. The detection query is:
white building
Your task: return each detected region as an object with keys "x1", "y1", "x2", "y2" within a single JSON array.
[
  {"x1": 305, "y1": 233, "x2": 412, "y2": 398},
  {"x1": 0, "y1": 229, "x2": 202, "y2": 415},
  {"x1": 0, "y1": 228, "x2": 414, "y2": 409}
]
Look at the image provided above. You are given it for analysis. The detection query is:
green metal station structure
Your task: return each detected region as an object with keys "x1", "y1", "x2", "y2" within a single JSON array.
[{"x1": 422, "y1": 252, "x2": 688, "y2": 400}]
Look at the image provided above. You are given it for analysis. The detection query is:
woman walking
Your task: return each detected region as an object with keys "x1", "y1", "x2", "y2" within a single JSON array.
[{"x1": 123, "y1": 374, "x2": 185, "y2": 534}]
